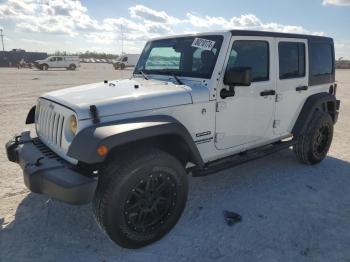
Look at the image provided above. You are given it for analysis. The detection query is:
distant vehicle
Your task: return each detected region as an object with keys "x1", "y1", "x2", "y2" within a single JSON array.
[
  {"x1": 34, "y1": 56, "x2": 79, "y2": 70},
  {"x1": 90, "y1": 58, "x2": 96, "y2": 63},
  {"x1": 113, "y1": 54, "x2": 140, "y2": 69}
]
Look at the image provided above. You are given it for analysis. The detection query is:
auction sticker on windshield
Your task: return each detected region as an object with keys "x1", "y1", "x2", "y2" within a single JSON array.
[{"x1": 191, "y1": 38, "x2": 216, "y2": 51}]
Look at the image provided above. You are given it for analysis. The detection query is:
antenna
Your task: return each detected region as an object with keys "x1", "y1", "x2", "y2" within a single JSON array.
[{"x1": 0, "y1": 29, "x2": 4, "y2": 51}]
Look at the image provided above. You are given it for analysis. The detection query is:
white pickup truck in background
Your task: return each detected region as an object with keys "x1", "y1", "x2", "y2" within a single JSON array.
[{"x1": 34, "y1": 56, "x2": 80, "y2": 70}]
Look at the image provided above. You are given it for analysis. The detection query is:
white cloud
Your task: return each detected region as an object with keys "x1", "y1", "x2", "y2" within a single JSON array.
[
  {"x1": 186, "y1": 13, "x2": 322, "y2": 35},
  {"x1": 129, "y1": 5, "x2": 182, "y2": 24},
  {"x1": 20, "y1": 38, "x2": 47, "y2": 45},
  {"x1": 0, "y1": 1, "x2": 337, "y2": 54},
  {"x1": 323, "y1": 0, "x2": 350, "y2": 5},
  {"x1": 0, "y1": 0, "x2": 100, "y2": 36}
]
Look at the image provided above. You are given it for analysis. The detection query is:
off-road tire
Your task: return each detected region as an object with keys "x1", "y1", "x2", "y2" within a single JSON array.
[
  {"x1": 93, "y1": 148, "x2": 188, "y2": 249},
  {"x1": 293, "y1": 111, "x2": 334, "y2": 164}
]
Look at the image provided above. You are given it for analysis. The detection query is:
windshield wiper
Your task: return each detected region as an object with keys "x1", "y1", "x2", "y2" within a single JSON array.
[
  {"x1": 146, "y1": 69, "x2": 183, "y2": 85},
  {"x1": 140, "y1": 70, "x2": 149, "y2": 80}
]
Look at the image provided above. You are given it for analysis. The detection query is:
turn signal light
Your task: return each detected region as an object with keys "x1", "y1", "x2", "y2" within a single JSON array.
[{"x1": 97, "y1": 145, "x2": 108, "y2": 156}]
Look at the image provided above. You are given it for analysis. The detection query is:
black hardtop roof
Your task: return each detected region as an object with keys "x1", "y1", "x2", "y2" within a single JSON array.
[{"x1": 230, "y1": 30, "x2": 333, "y2": 43}]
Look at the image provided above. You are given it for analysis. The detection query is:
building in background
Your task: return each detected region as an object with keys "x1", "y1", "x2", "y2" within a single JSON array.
[{"x1": 0, "y1": 49, "x2": 47, "y2": 67}]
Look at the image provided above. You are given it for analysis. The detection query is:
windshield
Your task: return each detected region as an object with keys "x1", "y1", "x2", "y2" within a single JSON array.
[{"x1": 134, "y1": 35, "x2": 224, "y2": 79}]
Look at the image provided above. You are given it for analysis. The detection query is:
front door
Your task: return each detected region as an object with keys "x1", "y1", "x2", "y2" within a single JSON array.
[{"x1": 215, "y1": 36, "x2": 276, "y2": 150}]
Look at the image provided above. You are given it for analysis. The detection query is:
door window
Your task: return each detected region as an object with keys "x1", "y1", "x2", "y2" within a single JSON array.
[
  {"x1": 227, "y1": 40, "x2": 269, "y2": 82},
  {"x1": 49, "y1": 57, "x2": 56, "y2": 62},
  {"x1": 279, "y1": 42, "x2": 305, "y2": 79},
  {"x1": 56, "y1": 57, "x2": 63, "y2": 61}
]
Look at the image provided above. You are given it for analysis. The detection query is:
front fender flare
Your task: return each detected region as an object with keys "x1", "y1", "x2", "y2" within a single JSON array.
[{"x1": 67, "y1": 116, "x2": 204, "y2": 166}]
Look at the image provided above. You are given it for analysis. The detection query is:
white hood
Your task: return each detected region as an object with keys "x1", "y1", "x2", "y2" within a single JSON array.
[{"x1": 42, "y1": 78, "x2": 194, "y2": 120}]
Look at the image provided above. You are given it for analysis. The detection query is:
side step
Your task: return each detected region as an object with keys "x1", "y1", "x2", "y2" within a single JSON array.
[{"x1": 192, "y1": 140, "x2": 295, "y2": 177}]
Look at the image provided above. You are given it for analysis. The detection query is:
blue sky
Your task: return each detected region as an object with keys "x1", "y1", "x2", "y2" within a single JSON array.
[{"x1": 0, "y1": 0, "x2": 349, "y2": 58}]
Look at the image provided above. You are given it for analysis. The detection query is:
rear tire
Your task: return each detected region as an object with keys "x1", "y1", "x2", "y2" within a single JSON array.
[
  {"x1": 293, "y1": 111, "x2": 334, "y2": 164},
  {"x1": 93, "y1": 148, "x2": 188, "y2": 249},
  {"x1": 68, "y1": 64, "x2": 76, "y2": 70}
]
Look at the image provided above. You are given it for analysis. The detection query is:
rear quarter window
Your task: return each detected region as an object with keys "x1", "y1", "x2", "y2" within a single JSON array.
[
  {"x1": 310, "y1": 43, "x2": 333, "y2": 76},
  {"x1": 309, "y1": 42, "x2": 334, "y2": 85}
]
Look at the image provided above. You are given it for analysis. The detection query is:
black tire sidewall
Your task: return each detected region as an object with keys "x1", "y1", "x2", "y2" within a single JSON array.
[
  {"x1": 103, "y1": 151, "x2": 188, "y2": 248},
  {"x1": 307, "y1": 112, "x2": 334, "y2": 164}
]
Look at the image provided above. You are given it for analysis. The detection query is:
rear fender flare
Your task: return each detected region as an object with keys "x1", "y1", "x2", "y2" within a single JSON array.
[{"x1": 292, "y1": 92, "x2": 338, "y2": 136}]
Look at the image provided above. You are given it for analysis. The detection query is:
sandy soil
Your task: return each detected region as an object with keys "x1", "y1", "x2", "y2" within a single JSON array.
[{"x1": 0, "y1": 64, "x2": 349, "y2": 262}]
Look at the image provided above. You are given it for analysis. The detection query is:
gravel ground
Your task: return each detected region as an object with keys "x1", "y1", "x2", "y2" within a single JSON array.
[{"x1": 0, "y1": 65, "x2": 349, "y2": 262}]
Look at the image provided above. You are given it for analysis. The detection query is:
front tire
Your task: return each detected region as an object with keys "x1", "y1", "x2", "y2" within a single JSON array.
[
  {"x1": 42, "y1": 64, "x2": 48, "y2": 70},
  {"x1": 93, "y1": 148, "x2": 188, "y2": 249},
  {"x1": 293, "y1": 111, "x2": 334, "y2": 164}
]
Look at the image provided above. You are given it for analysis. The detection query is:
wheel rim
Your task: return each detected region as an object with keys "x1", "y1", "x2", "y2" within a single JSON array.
[
  {"x1": 124, "y1": 172, "x2": 177, "y2": 233},
  {"x1": 313, "y1": 124, "x2": 331, "y2": 157}
]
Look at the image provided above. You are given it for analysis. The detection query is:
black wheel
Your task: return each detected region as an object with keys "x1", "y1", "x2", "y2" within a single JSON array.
[
  {"x1": 42, "y1": 64, "x2": 48, "y2": 70},
  {"x1": 120, "y1": 63, "x2": 126, "y2": 70},
  {"x1": 68, "y1": 64, "x2": 76, "y2": 70},
  {"x1": 293, "y1": 111, "x2": 334, "y2": 164},
  {"x1": 93, "y1": 148, "x2": 188, "y2": 249}
]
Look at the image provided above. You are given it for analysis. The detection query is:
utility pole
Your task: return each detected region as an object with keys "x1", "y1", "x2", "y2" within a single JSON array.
[
  {"x1": 0, "y1": 29, "x2": 5, "y2": 51},
  {"x1": 120, "y1": 24, "x2": 124, "y2": 55}
]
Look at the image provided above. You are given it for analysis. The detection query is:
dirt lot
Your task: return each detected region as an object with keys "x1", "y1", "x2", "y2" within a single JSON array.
[{"x1": 0, "y1": 64, "x2": 350, "y2": 262}]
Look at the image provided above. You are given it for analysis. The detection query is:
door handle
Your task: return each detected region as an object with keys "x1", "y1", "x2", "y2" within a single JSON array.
[
  {"x1": 296, "y1": 86, "x2": 308, "y2": 91},
  {"x1": 260, "y1": 90, "x2": 276, "y2": 96}
]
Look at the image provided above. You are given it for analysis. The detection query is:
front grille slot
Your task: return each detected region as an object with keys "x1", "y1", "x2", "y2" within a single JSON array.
[
  {"x1": 33, "y1": 138, "x2": 65, "y2": 163},
  {"x1": 36, "y1": 101, "x2": 66, "y2": 148}
]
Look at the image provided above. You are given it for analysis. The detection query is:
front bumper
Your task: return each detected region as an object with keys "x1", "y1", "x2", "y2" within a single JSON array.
[{"x1": 5, "y1": 131, "x2": 97, "y2": 205}]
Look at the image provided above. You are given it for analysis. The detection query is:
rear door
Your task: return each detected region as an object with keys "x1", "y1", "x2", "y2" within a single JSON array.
[
  {"x1": 215, "y1": 36, "x2": 276, "y2": 150},
  {"x1": 274, "y1": 38, "x2": 308, "y2": 135}
]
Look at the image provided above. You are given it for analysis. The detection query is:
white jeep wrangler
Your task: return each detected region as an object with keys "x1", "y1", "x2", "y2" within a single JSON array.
[
  {"x1": 6, "y1": 30, "x2": 340, "y2": 249},
  {"x1": 34, "y1": 55, "x2": 79, "y2": 71}
]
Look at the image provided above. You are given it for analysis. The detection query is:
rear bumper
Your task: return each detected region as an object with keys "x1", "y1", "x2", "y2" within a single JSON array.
[{"x1": 5, "y1": 131, "x2": 97, "y2": 205}]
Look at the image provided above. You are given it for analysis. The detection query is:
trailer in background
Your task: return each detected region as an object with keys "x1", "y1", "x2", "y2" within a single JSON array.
[{"x1": 0, "y1": 49, "x2": 47, "y2": 67}]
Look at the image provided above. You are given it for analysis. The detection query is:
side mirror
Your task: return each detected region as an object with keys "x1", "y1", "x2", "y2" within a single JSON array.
[
  {"x1": 221, "y1": 67, "x2": 252, "y2": 99},
  {"x1": 224, "y1": 67, "x2": 252, "y2": 87}
]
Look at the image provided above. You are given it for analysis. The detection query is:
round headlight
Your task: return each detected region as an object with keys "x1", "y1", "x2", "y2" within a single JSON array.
[{"x1": 70, "y1": 115, "x2": 77, "y2": 135}]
